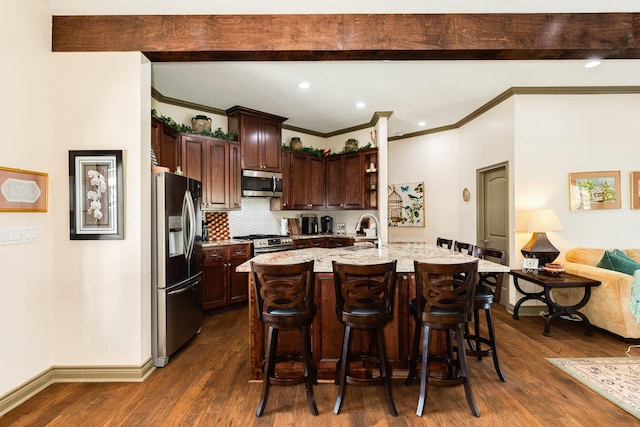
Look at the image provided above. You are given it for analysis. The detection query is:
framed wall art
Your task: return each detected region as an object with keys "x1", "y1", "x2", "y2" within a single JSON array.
[
  {"x1": 388, "y1": 182, "x2": 424, "y2": 227},
  {"x1": 632, "y1": 172, "x2": 640, "y2": 210},
  {"x1": 569, "y1": 171, "x2": 621, "y2": 211},
  {"x1": 0, "y1": 166, "x2": 48, "y2": 212},
  {"x1": 69, "y1": 150, "x2": 124, "y2": 240}
]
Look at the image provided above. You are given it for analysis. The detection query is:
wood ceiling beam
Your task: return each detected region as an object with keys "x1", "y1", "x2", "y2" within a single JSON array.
[{"x1": 52, "y1": 13, "x2": 640, "y2": 61}]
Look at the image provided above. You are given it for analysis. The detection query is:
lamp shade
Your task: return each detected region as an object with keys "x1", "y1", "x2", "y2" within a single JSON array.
[
  {"x1": 514, "y1": 209, "x2": 564, "y2": 267},
  {"x1": 514, "y1": 209, "x2": 564, "y2": 233}
]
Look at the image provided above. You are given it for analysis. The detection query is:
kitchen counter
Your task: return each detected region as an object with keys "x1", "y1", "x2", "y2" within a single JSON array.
[
  {"x1": 237, "y1": 242, "x2": 510, "y2": 273},
  {"x1": 242, "y1": 242, "x2": 510, "y2": 381}
]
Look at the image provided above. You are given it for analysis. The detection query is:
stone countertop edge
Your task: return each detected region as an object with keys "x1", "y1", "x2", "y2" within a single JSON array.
[
  {"x1": 198, "y1": 239, "x2": 252, "y2": 247},
  {"x1": 236, "y1": 243, "x2": 511, "y2": 274}
]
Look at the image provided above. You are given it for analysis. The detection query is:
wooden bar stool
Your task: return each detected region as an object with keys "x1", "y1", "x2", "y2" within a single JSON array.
[
  {"x1": 436, "y1": 237, "x2": 453, "y2": 249},
  {"x1": 454, "y1": 241, "x2": 475, "y2": 256},
  {"x1": 251, "y1": 260, "x2": 318, "y2": 417},
  {"x1": 406, "y1": 237, "x2": 454, "y2": 384},
  {"x1": 332, "y1": 260, "x2": 398, "y2": 416},
  {"x1": 466, "y1": 247, "x2": 508, "y2": 382},
  {"x1": 414, "y1": 260, "x2": 480, "y2": 417}
]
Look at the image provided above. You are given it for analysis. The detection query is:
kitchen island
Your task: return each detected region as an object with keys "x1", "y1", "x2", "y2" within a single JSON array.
[{"x1": 237, "y1": 243, "x2": 510, "y2": 381}]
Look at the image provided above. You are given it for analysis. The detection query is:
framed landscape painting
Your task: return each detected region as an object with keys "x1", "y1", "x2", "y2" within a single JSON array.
[
  {"x1": 569, "y1": 171, "x2": 621, "y2": 211},
  {"x1": 632, "y1": 172, "x2": 640, "y2": 210},
  {"x1": 69, "y1": 150, "x2": 124, "y2": 240}
]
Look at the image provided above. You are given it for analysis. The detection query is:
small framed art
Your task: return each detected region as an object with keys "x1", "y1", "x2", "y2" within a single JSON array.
[
  {"x1": 69, "y1": 150, "x2": 124, "y2": 240},
  {"x1": 569, "y1": 171, "x2": 621, "y2": 211},
  {"x1": 631, "y1": 172, "x2": 640, "y2": 210}
]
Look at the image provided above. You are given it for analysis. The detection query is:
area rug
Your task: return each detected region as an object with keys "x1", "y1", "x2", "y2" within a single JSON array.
[{"x1": 546, "y1": 357, "x2": 640, "y2": 419}]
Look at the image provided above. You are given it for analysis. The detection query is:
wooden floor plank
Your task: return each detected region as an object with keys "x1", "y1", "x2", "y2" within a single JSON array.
[{"x1": 1, "y1": 305, "x2": 638, "y2": 426}]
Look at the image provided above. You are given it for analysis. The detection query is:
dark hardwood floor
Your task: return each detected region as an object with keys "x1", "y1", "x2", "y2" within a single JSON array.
[{"x1": 2, "y1": 304, "x2": 638, "y2": 426}]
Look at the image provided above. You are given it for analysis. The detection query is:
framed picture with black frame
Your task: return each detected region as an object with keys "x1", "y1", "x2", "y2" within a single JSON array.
[{"x1": 69, "y1": 150, "x2": 124, "y2": 240}]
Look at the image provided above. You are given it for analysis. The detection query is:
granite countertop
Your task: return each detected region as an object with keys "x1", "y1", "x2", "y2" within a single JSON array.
[
  {"x1": 199, "y1": 239, "x2": 252, "y2": 248},
  {"x1": 236, "y1": 242, "x2": 510, "y2": 273}
]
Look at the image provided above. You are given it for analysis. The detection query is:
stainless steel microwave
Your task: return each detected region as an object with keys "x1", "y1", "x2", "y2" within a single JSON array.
[{"x1": 242, "y1": 170, "x2": 283, "y2": 197}]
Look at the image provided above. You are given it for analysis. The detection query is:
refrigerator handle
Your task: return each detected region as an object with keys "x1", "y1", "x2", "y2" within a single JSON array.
[{"x1": 183, "y1": 189, "x2": 197, "y2": 261}]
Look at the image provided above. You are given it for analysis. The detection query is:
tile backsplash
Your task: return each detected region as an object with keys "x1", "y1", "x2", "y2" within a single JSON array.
[{"x1": 225, "y1": 197, "x2": 377, "y2": 237}]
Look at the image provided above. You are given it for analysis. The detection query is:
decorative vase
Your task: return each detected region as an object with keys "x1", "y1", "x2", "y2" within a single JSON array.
[
  {"x1": 191, "y1": 115, "x2": 212, "y2": 133},
  {"x1": 345, "y1": 138, "x2": 358, "y2": 152},
  {"x1": 290, "y1": 137, "x2": 303, "y2": 151}
]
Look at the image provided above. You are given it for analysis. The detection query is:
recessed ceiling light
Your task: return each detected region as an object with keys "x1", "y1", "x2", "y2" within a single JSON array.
[
  {"x1": 298, "y1": 82, "x2": 311, "y2": 89},
  {"x1": 356, "y1": 102, "x2": 366, "y2": 108},
  {"x1": 584, "y1": 60, "x2": 602, "y2": 68},
  {"x1": 418, "y1": 121, "x2": 426, "y2": 127}
]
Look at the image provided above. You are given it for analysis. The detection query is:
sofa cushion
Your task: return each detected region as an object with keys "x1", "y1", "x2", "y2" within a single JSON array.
[
  {"x1": 565, "y1": 248, "x2": 606, "y2": 267},
  {"x1": 596, "y1": 250, "x2": 640, "y2": 276},
  {"x1": 624, "y1": 249, "x2": 640, "y2": 263}
]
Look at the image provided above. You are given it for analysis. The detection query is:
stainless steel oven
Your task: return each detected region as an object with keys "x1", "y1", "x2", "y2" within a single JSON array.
[
  {"x1": 233, "y1": 234, "x2": 293, "y2": 255},
  {"x1": 242, "y1": 170, "x2": 283, "y2": 197}
]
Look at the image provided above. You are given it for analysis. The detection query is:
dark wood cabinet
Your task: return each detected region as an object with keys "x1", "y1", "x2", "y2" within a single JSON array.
[
  {"x1": 326, "y1": 151, "x2": 363, "y2": 209},
  {"x1": 151, "y1": 117, "x2": 180, "y2": 172},
  {"x1": 180, "y1": 134, "x2": 207, "y2": 183},
  {"x1": 200, "y1": 244, "x2": 251, "y2": 310},
  {"x1": 226, "y1": 106, "x2": 287, "y2": 172},
  {"x1": 362, "y1": 148, "x2": 378, "y2": 209},
  {"x1": 290, "y1": 152, "x2": 325, "y2": 210},
  {"x1": 202, "y1": 139, "x2": 241, "y2": 210},
  {"x1": 277, "y1": 147, "x2": 377, "y2": 211}
]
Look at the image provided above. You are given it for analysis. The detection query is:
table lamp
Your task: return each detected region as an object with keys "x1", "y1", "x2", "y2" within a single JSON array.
[{"x1": 514, "y1": 209, "x2": 564, "y2": 266}]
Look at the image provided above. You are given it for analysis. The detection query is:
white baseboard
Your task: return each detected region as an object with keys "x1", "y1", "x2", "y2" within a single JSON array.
[{"x1": 0, "y1": 358, "x2": 155, "y2": 416}]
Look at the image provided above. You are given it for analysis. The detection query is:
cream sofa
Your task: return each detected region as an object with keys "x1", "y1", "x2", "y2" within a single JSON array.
[{"x1": 552, "y1": 248, "x2": 640, "y2": 340}]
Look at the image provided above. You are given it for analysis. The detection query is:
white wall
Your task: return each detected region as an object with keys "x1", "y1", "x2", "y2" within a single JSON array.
[
  {"x1": 388, "y1": 130, "x2": 460, "y2": 242},
  {"x1": 0, "y1": 0, "x2": 55, "y2": 396},
  {"x1": 513, "y1": 93, "x2": 640, "y2": 258},
  {"x1": 51, "y1": 52, "x2": 150, "y2": 365}
]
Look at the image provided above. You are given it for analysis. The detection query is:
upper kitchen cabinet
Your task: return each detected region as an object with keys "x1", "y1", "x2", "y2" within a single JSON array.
[
  {"x1": 203, "y1": 139, "x2": 242, "y2": 210},
  {"x1": 151, "y1": 117, "x2": 180, "y2": 172},
  {"x1": 226, "y1": 106, "x2": 287, "y2": 173},
  {"x1": 326, "y1": 151, "x2": 363, "y2": 209},
  {"x1": 289, "y1": 152, "x2": 325, "y2": 210}
]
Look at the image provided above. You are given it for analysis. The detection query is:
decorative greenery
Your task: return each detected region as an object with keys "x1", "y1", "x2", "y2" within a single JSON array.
[
  {"x1": 151, "y1": 109, "x2": 236, "y2": 140},
  {"x1": 281, "y1": 144, "x2": 323, "y2": 157}
]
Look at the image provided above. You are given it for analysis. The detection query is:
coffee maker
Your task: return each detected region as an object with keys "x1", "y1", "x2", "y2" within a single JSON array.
[
  {"x1": 301, "y1": 214, "x2": 318, "y2": 235},
  {"x1": 321, "y1": 215, "x2": 333, "y2": 234}
]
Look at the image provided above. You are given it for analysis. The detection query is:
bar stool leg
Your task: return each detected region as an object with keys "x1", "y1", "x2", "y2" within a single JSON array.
[
  {"x1": 456, "y1": 325, "x2": 480, "y2": 417},
  {"x1": 485, "y1": 309, "x2": 506, "y2": 382},
  {"x1": 376, "y1": 327, "x2": 397, "y2": 416},
  {"x1": 416, "y1": 323, "x2": 431, "y2": 417},
  {"x1": 405, "y1": 315, "x2": 421, "y2": 385},
  {"x1": 301, "y1": 325, "x2": 319, "y2": 415},
  {"x1": 257, "y1": 326, "x2": 278, "y2": 417},
  {"x1": 334, "y1": 325, "x2": 352, "y2": 415}
]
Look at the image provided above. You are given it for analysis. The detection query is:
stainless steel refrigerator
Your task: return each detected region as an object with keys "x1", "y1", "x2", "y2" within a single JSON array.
[{"x1": 151, "y1": 172, "x2": 203, "y2": 368}]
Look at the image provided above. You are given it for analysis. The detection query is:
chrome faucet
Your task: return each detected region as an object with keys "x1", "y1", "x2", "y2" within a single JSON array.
[{"x1": 355, "y1": 213, "x2": 382, "y2": 249}]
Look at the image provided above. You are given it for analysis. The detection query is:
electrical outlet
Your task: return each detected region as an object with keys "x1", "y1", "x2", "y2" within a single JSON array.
[
  {"x1": 23, "y1": 226, "x2": 37, "y2": 242},
  {"x1": 0, "y1": 227, "x2": 23, "y2": 245}
]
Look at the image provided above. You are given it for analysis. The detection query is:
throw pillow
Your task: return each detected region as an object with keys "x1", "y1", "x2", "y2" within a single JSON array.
[
  {"x1": 597, "y1": 250, "x2": 640, "y2": 276},
  {"x1": 613, "y1": 248, "x2": 636, "y2": 262}
]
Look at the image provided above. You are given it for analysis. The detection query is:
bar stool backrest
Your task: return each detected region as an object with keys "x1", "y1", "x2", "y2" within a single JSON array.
[
  {"x1": 436, "y1": 237, "x2": 453, "y2": 249},
  {"x1": 473, "y1": 246, "x2": 508, "y2": 304},
  {"x1": 454, "y1": 241, "x2": 475, "y2": 256},
  {"x1": 414, "y1": 260, "x2": 478, "y2": 324},
  {"x1": 251, "y1": 260, "x2": 315, "y2": 325},
  {"x1": 332, "y1": 261, "x2": 397, "y2": 321}
]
